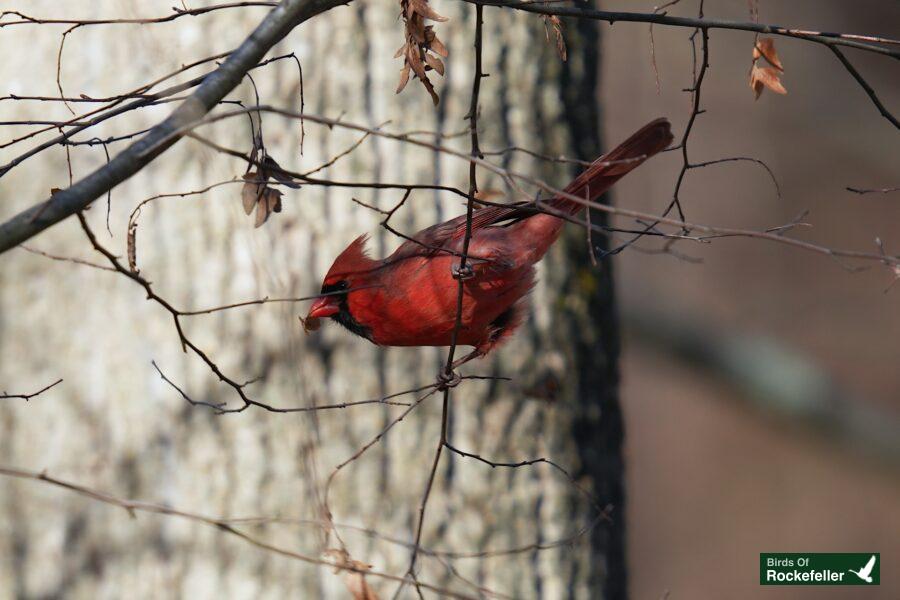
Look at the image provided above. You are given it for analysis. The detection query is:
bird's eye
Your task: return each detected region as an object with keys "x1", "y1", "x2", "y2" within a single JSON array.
[{"x1": 321, "y1": 280, "x2": 350, "y2": 294}]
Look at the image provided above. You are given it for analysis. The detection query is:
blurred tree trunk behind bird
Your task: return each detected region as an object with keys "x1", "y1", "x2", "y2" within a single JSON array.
[{"x1": 0, "y1": 1, "x2": 623, "y2": 598}]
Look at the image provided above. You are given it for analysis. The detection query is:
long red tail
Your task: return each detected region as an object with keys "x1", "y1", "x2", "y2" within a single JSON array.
[{"x1": 554, "y1": 118, "x2": 673, "y2": 213}]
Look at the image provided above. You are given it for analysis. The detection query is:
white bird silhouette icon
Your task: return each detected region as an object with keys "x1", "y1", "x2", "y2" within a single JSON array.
[{"x1": 848, "y1": 555, "x2": 877, "y2": 583}]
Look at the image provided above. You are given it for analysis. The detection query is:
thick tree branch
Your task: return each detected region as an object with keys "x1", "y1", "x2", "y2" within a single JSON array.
[{"x1": 0, "y1": 0, "x2": 349, "y2": 255}]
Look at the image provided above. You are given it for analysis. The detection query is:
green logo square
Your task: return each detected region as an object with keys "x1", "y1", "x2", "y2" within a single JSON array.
[{"x1": 760, "y1": 553, "x2": 880, "y2": 585}]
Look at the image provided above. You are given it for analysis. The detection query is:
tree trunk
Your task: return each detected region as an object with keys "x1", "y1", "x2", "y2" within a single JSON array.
[{"x1": 0, "y1": 2, "x2": 622, "y2": 598}]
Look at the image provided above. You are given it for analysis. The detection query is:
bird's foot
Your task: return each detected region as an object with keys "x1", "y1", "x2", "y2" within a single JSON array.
[
  {"x1": 451, "y1": 264, "x2": 475, "y2": 280},
  {"x1": 435, "y1": 369, "x2": 462, "y2": 391}
]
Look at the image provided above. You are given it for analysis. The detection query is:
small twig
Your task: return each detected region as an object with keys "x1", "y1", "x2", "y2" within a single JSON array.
[
  {"x1": 690, "y1": 155, "x2": 781, "y2": 199},
  {"x1": 153, "y1": 360, "x2": 422, "y2": 412},
  {"x1": 0, "y1": 378, "x2": 63, "y2": 401},
  {"x1": 0, "y1": 3, "x2": 278, "y2": 28},
  {"x1": 846, "y1": 186, "x2": 899, "y2": 195},
  {"x1": 298, "y1": 126, "x2": 383, "y2": 177},
  {"x1": 19, "y1": 244, "x2": 116, "y2": 272},
  {"x1": 829, "y1": 45, "x2": 899, "y2": 129},
  {"x1": 648, "y1": 0, "x2": 683, "y2": 93}
]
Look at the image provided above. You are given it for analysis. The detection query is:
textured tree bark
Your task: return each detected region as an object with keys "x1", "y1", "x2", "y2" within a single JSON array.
[{"x1": 0, "y1": 1, "x2": 621, "y2": 598}]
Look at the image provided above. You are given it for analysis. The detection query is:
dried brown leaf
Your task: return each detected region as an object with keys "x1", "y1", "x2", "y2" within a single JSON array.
[
  {"x1": 754, "y1": 37, "x2": 783, "y2": 71},
  {"x1": 750, "y1": 64, "x2": 787, "y2": 99},
  {"x1": 406, "y1": 46, "x2": 428, "y2": 81},
  {"x1": 750, "y1": 37, "x2": 786, "y2": 99},
  {"x1": 543, "y1": 15, "x2": 567, "y2": 62},
  {"x1": 396, "y1": 64, "x2": 412, "y2": 94},
  {"x1": 253, "y1": 187, "x2": 283, "y2": 228},
  {"x1": 266, "y1": 187, "x2": 283, "y2": 214},
  {"x1": 302, "y1": 315, "x2": 321, "y2": 333},
  {"x1": 396, "y1": 0, "x2": 448, "y2": 104},
  {"x1": 429, "y1": 34, "x2": 448, "y2": 58},
  {"x1": 242, "y1": 172, "x2": 264, "y2": 215},
  {"x1": 422, "y1": 77, "x2": 439, "y2": 106},
  {"x1": 253, "y1": 200, "x2": 267, "y2": 228},
  {"x1": 750, "y1": 74, "x2": 765, "y2": 100},
  {"x1": 324, "y1": 549, "x2": 380, "y2": 600},
  {"x1": 409, "y1": 19, "x2": 427, "y2": 44},
  {"x1": 424, "y1": 52, "x2": 444, "y2": 75},
  {"x1": 410, "y1": 0, "x2": 447, "y2": 22}
]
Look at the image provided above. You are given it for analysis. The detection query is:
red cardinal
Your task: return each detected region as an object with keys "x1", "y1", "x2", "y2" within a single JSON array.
[{"x1": 307, "y1": 118, "x2": 672, "y2": 366}]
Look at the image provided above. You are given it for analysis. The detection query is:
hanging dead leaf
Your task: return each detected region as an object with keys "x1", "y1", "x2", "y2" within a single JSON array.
[
  {"x1": 427, "y1": 30, "x2": 448, "y2": 58},
  {"x1": 242, "y1": 171, "x2": 265, "y2": 215},
  {"x1": 753, "y1": 38, "x2": 783, "y2": 71},
  {"x1": 253, "y1": 187, "x2": 283, "y2": 228},
  {"x1": 395, "y1": 0, "x2": 448, "y2": 105},
  {"x1": 396, "y1": 64, "x2": 411, "y2": 93},
  {"x1": 543, "y1": 15, "x2": 567, "y2": 62},
  {"x1": 324, "y1": 548, "x2": 380, "y2": 600},
  {"x1": 750, "y1": 64, "x2": 787, "y2": 99},
  {"x1": 267, "y1": 188, "x2": 283, "y2": 214},
  {"x1": 424, "y1": 52, "x2": 444, "y2": 76},
  {"x1": 409, "y1": 0, "x2": 447, "y2": 23},
  {"x1": 345, "y1": 572, "x2": 379, "y2": 600},
  {"x1": 240, "y1": 165, "x2": 289, "y2": 228},
  {"x1": 749, "y1": 37, "x2": 786, "y2": 99},
  {"x1": 406, "y1": 45, "x2": 427, "y2": 82}
]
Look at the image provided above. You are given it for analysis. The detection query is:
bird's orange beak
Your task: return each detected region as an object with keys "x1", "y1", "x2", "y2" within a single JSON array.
[{"x1": 307, "y1": 296, "x2": 340, "y2": 319}]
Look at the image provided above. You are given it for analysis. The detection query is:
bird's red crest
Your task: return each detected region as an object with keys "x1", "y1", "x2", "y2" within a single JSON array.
[{"x1": 325, "y1": 234, "x2": 375, "y2": 282}]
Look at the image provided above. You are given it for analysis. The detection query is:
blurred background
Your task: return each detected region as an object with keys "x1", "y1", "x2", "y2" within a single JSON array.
[
  {"x1": 0, "y1": 1, "x2": 897, "y2": 599},
  {"x1": 601, "y1": 1, "x2": 899, "y2": 597}
]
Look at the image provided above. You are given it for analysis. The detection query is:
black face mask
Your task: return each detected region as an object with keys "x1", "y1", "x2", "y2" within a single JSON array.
[{"x1": 319, "y1": 280, "x2": 372, "y2": 341}]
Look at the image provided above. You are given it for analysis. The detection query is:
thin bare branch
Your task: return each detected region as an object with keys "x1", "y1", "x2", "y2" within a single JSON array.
[
  {"x1": 458, "y1": 0, "x2": 900, "y2": 58},
  {"x1": 0, "y1": 3, "x2": 278, "y2": 28},
  {"x1": 0, "y1": 378, "x2": 63, "y2": 401},
  {"x1": 828, "y1": 45, "x2": 900, "y2": 128},
  {"x1": 177, "y1": 106, "x2": 900, "y2": 271},
  {"x1": 0, "y1": 465, "x2": 478, "y2": 600},
  {"x1": 19, "y1": 244, "x2": 116, "y2": 272},
  {"x1": 846, "y1": 186, "x2": 899, "y2": 195}
]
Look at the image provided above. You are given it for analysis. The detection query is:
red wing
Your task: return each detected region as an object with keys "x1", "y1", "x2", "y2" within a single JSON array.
[{"x1": 391, "y1": 202, "x2": 535, "y2": 260}]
